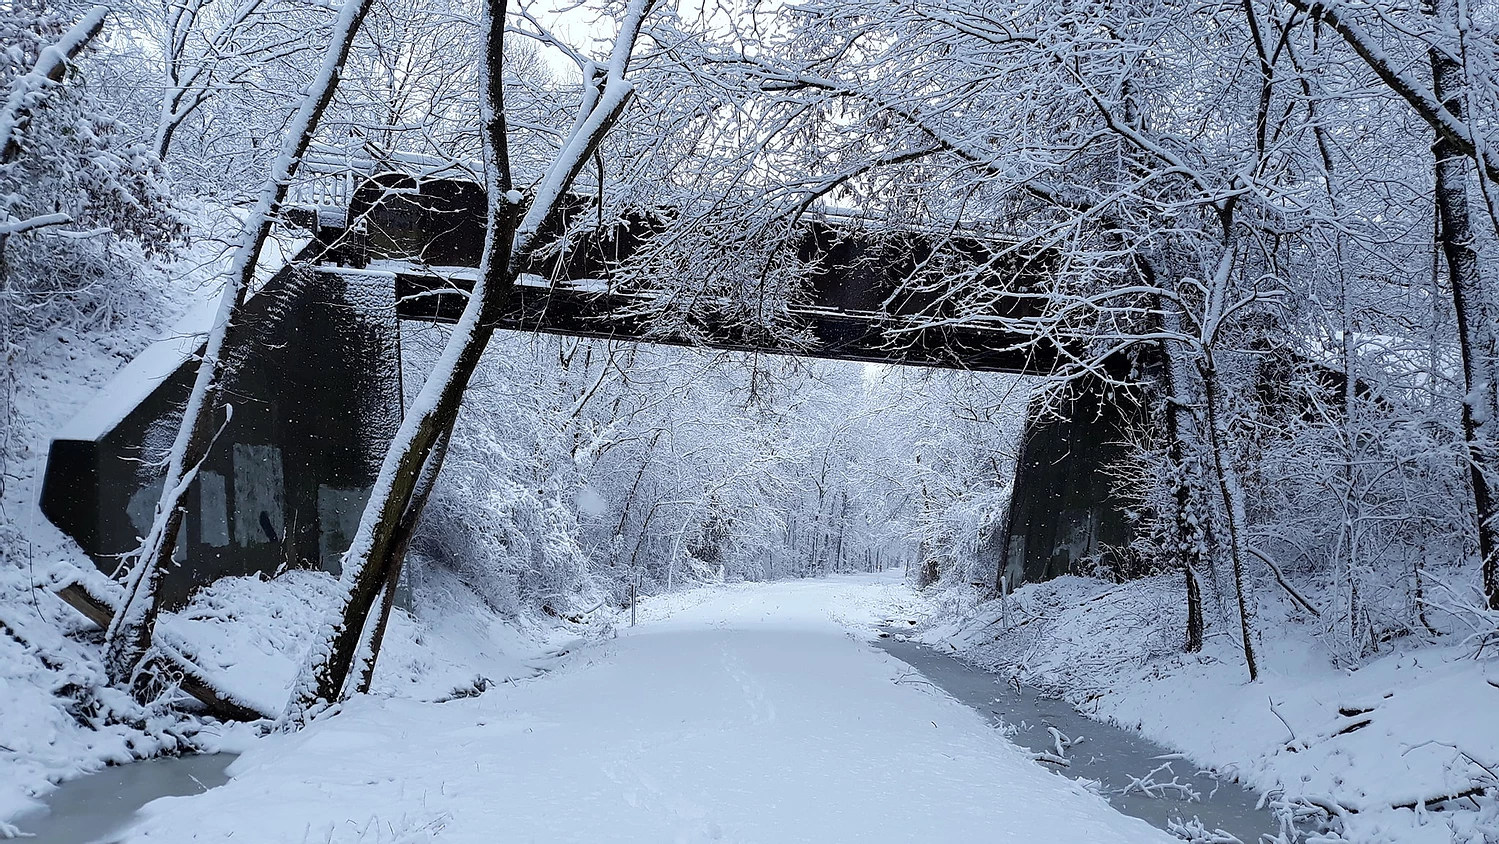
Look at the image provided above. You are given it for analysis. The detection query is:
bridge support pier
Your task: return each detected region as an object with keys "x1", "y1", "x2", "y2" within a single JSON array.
[
  {"x1": 992, "y1": 372, "x2": 1144, "y2": 590},
  {"x1": 40, "y1": 261, "x2": 403, "y2": 609}
]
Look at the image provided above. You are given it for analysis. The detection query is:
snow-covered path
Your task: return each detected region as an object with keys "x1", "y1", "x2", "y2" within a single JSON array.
[{"x1": 122, "y1": 574, "x2": 1171, "y2": 843}]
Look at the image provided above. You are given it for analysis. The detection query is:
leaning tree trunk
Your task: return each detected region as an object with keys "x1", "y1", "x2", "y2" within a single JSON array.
[
  {"x1": 284, "y1": 0, "x2": 654, "y2": 724},
  {"x1": 352, "y1": 427, "x2": 451, "y2": 695},
  {"x1": 1199, "y1": 349, "x2": 1258, "y2": 681},
  {"x1": 1429, "y1": 13, "x2": 1499, "y2": 610},
  {"x1": 1190, "y1": 234, "x2": 1257, "y2": 680},
  {"x1": 102, "y1": 0, "x2": 376, "y2": 686}
]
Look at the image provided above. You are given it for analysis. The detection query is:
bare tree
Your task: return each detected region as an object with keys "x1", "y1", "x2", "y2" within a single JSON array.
[
  {"x1": 283, "y1": 0, "x2": 658, "y2": 722},
  {"x1": 103, "y1": 0, "x2": 378, "y2": 686},
  {"x1": 1290, "y1": 0, "x2": 1499, "y2": 610}
]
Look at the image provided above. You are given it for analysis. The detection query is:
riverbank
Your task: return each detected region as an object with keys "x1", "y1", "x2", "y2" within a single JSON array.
[{"x1": 919, "y1": 574, "x2": 1499, "y2": 843}]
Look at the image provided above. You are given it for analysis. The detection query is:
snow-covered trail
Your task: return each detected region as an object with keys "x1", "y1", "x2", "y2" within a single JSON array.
[{"x1": 121, "y1": 573, "x2": 1171, "y2": 843}]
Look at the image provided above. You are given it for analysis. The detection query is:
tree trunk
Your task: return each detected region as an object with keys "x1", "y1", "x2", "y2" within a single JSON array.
[
  {"x1": 1199, "y1": 351, "x2": 1258, "y2": 681},
  {"x1": 1429, "y1": 18, "x2": 1499, "y2": 610},
  {"x1": 352, "y1": 428, "x2": 451, "y2": 695},
  {"x1": 834, "y1": 492, "x2": 848, "y2": 573},
  {"x1": 1184, "y1": 560, "x2": 1205, "y2": 652},
  {"x1": 1155, "y1": 272, "x2": 1210, "y2": 653},
  {"x1": 284, "y1": 0, "x2": 653, "y2": 723},
  {"x1": 283, "y1": 0, "x2": 520, "y2": 715},
  {"x1": 1164, "y1": 366, "x2": 1208, "y2": 654}
]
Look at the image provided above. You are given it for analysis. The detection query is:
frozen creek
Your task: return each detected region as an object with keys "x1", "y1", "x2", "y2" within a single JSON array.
[
  {"x1": 10, "y1": 753, "x2": 234, "y2": 843},
  {"x1": 874, "y1": 631, "x2": 1278, "y2": 842}
]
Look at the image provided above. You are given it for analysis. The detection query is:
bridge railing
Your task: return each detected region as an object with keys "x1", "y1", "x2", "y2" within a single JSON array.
[{"x1": 287, "y1": 139, "x2": 484, "y2": 226}]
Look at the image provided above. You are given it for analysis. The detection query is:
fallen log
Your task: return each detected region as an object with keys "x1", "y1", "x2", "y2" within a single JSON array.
[
  {"x1": 53, "y1": 580, "x2": 275, "y2": 722},
  {"x1": 1391, "y1": 787, "x2": 1486, "y2": 812}
]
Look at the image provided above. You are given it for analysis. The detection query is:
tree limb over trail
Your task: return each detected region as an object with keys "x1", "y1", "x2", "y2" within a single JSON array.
[
  {"x1": 0, "y1": 5, "x2": 106, "y2": 276},
  {"x1": 0, "y1": 4, "x2": 107, "y2": 164}
]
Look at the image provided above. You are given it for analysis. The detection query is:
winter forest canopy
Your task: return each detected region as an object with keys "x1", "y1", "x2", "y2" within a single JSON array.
[{"x1": 4, "y1": 0, "x2": 1499, "y2": 838}]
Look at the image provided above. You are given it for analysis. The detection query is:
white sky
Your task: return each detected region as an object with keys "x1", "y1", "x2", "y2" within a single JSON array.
[{"x1": 526, "y1": 2, "x2": 620, "y2": 80}]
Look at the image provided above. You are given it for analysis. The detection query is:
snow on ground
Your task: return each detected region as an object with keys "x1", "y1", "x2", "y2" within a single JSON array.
[
  {"x1": 0, "y1": 209, "x2": 335, "y2": 831},
  {"x1": 116, "y1": 573, "x2": 1173, "y2": 844},
  {"x1": 160, "y1": 564, "x2": 590, "y2": 716},
  {"x1": 921, "y1": 574, "x2": 1499, "y2": 843},
  {"x1": 2, "y1": 231, "x2": 198, "y2": 831},
  {"x1": 2, "y1": 558, "x2": 600, "y2": 837},
  {"x1": 0, "y1": 590, "x2": 194, "y2": 833}
]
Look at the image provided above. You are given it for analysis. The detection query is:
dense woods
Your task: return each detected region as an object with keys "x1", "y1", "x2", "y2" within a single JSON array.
[{"x1": 2, "y1": 0, "x2": 1497, "y2": 689}]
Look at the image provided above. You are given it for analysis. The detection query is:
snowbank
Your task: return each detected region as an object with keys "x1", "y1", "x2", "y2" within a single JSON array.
[
  {"x1": 1, "y1": 555, "x2": 592, "y2": 831},
  {"x1": 921, "y1": 575, "x2": 1499, "y2": 842},
  {"x1": 158, "y1": 566, "x2": 584, "y2": 717}
]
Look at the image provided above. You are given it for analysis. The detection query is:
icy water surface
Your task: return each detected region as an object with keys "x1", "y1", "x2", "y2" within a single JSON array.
[
  {"x1": 11, "y1": 753, "x2": 235, "y2": 843},
  {"x1": 875, "y1": 631, "x2": 1276, "y2": 843}
]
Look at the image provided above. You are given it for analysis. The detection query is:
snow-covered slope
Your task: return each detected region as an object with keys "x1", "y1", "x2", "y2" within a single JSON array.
[
  {"x1": 1, "y1": 212, "x2": 429, "y2": 830},
  {"x1": 1, "y1": 214, "x2": 203, "y2": 831},
  {"x1": 922, "y1": 575, "x2": 1499, "y2": 843}
]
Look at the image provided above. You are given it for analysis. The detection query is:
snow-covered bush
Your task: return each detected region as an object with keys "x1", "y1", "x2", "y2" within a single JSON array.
[
  {"x1": 1108, "y1": 336, "x2": 1478, "y2": 666},
  {"x1": 404, "y1": 334, "x2": 600, "y2": 621},
  {"x1": 415, "y1": 452, "x2": 596, "y2": 621},
  {"x1": 1, "y1": 0, "x2": 180, "y2": 350}
]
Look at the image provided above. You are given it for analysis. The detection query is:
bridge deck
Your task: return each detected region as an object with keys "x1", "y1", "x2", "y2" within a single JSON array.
[
  {"x1": 324, "y1": 262, "x2": 1061, "y2": 375},
  {"x1": 318, "y1": 175, "x2": 1069, "y2": 375}
]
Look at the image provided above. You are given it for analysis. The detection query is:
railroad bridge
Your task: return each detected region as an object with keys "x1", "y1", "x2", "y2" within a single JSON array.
[{"x1": 40, "y1": 174, "x2": 1141, "y2": 610}]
